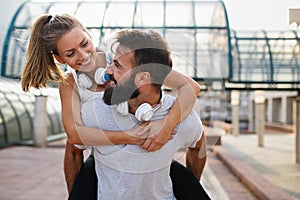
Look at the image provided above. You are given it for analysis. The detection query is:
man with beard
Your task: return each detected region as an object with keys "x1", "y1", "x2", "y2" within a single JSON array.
[{"x1": 81, "y1": 29, "x2": 210, "y2": 200}]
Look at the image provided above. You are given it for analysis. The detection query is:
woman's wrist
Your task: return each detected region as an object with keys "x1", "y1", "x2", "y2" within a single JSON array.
[
  {"x1": 165, "y1": 104, "x2": 181, "y2": 129},
  {"x1": 162, "y1": 115, "x2": 177, "y2": 136},
  {"x1": 107, "y1": 130, "x2": 139, "y2": 145}
]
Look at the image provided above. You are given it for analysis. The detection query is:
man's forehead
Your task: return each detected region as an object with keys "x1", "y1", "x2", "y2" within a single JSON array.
[{"x1": 114, "y1": 50, "x2": 133, "y2": 62}]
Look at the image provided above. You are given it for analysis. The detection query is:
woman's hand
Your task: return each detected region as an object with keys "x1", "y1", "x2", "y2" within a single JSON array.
[
  {"x1": 138, "y1": 119, "x2": 176, "y2": 152},
  {"x1": 126, "y1": 122, "x2": 150, "y2": 145}
]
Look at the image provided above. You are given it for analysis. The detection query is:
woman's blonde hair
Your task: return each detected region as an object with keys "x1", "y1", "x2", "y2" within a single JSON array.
[{"x1": 21, "y1": 13, "x2": 89, "y2": 92}]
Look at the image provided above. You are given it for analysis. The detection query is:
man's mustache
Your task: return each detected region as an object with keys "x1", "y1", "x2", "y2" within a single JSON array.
[
  {"x1": 108, "y1": 74, "x2": 116, "y2": 84},
  {"x1": 103, "y1": 77, "x2": 140, "y2": 105}
]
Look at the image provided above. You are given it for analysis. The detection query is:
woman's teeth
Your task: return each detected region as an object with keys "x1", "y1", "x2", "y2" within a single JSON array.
[{"x1": 81, "y1": 55, "x2": 91, "y2": 65}]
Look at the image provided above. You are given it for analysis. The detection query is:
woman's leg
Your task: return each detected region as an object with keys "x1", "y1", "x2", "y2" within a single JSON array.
[
  {"x1": 68, "y1": 155, "x2": 98, "y2": 200},
  {"x1": 170, "y1": 160, "x2": 211, "y2": 200}
]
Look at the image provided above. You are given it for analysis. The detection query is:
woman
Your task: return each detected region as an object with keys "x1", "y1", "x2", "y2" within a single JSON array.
[{"x1": 21, "y1": 14, "x2": 205, "y2": 199}]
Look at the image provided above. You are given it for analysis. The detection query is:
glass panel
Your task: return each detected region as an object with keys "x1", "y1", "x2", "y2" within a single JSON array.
[
  {"x1": 15, "y1": 3, "x2": 49, "y2": 27},
  {"x1": 47, "y1": 99, "x2": 58, "y2": 134},
  {"x1": 166, "y1": 29, "x2": 195, "y2": 77},
  {"x1": 134, "y1": 2, "x2": 164, "y2": 27},
  {"x1": 0, "y1": 114, "x2": 5, "y2": 145},
  {"x1": 103, "y1": 2, "x2": 135, "y2": 27},
  {"x1": 48, "y1": 3, "x2": 78, "y2": 15},
  {"x1": 166, "y1": 2, "x2": 194, "y2": 27},
  {"x1": 19, "y1": 93, "x2": 35, "y2": 104},
  {"x1": 230, "y1": 30, "x2": 300, "y2": 82},
  {"x1": 46, "y1": 88, "x2": 62, "y2": 135},
  {"x1": 1, "y1": 102, "x2": 19, "y2": 143},
  {"x1": 232, "y1": 31, "x2": 271, "y2": 82},
  {"x1": 12, "y1": 100, "x2": 32, "y2": 140},
  {"x1": 194, "y1": 1, "x2": 225, "y2": 27},
  {"x1": 267, "y1": 31, "x2": 300, "y2": 82},
  {"x1": 0, "y1": 93, "x2": 7, "y2": 144},
  {"x1": 76, "y1": 2, "x2": 107, "y2": 27}
]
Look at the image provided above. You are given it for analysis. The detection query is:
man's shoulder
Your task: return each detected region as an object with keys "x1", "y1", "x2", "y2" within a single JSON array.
[
  {"x1": 161, "y1": 93, "x2": 175, "y2": 109},
  {"x1": 182, "y1": 110, "x2": 202, "y2": 128},
  {"x1": 176, "y1": 110, "x2": 202, "y2": 138}
]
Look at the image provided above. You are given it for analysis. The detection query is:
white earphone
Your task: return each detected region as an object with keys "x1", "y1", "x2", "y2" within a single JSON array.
[
  {"x1": 95, "y1": 68, "x2": 110, "y2": 85},
  {"x1": 77, "y1": 68, "x2": 109, "y2": 89},
  {"x1": 78, "y1": 73, "x2": 93, "y2": 89},
  {"x1": 116, "y1": 101, "x2": 161, "y2": 121},
  {"x1": 135, "y1": 103, "x2": 157, "y2": 121}
]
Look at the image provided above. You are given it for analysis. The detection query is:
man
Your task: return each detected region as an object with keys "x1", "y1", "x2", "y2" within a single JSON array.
[
  {"x1": 94, "y1": 29, "x2": 209, "y2": 199},
  {"x1": 69, "y1": 29, "x2": 209, "y2": 200}
]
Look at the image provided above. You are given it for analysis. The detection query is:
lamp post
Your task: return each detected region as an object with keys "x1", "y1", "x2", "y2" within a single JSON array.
[
  {"x1": 289, "y1": 8, "x2": 300, "y2": 163},
  {"x1": 231, "y1": 90, "x2": 240, "y2": 136},
  {"x1": 254, "y1": 91, "x2": 265, "y2": 147},
  {"x1": 289, "y1": 9, "x2": 300, "y2": 27},
  {"x1": 293, "y1": 96, "x2": 300, "y2": 163},
  {"x1": 32, "y1": 89, "x2": 48, "y2": 147}
]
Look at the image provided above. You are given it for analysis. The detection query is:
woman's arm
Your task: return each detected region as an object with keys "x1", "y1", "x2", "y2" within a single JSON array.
[
  {"x1": 163, "y1": 69, "x2": 200, "y2": 127},
  {"x1": 141, "y1": 69, "x2": 200, "y2": 151},
  {"x1": 59, "y1": 73, "x2": 147, "y2": 146},
  {"x1": 60, "y1": 73, "x2": 148, "y2": 192}
]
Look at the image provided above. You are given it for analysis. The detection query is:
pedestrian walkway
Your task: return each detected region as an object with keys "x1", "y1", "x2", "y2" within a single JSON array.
[
  {"x1": 212, "y1": 131, "x2": 300, "y2": 200},
  {"x1": 0, "y1": 140, "x2": 222, "y2": 200},
  {"x1": 0, "y1": 130, "x2": 299, "y2": 200},
  {"x1": 0, "y1": 143, "x2": 68, "y2": 200}
]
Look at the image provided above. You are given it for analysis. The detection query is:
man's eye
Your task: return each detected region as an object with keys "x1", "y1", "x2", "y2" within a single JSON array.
[
  {"x1": 115, "y1": 62, "x2": 122, "y2": 68},
  {"x1": 67, "y1": 52, "x2": 75, "y2": 57}
]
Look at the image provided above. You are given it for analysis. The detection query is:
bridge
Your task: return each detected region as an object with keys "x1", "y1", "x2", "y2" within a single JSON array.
[{"x1": 0, "y1": 1, "x2": 300, "y2": 162}]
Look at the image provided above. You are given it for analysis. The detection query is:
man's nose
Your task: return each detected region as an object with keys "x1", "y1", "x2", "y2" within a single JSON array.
[{"x1": 106, "y1": 64, "x2": 114, "y2": 75}]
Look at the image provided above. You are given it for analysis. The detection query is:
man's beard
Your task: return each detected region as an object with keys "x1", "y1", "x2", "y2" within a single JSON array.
[{"x1": 103, "y1": 75, "x2": 140, "y2": 105}]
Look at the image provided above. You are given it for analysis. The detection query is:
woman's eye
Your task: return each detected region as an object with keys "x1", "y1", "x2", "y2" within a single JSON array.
[{"x1": 82, "y1": 41, "x2": 89, "y2": 47}]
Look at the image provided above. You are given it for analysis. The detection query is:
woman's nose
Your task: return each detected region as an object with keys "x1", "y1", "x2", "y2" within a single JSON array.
[{"x1": 78, "y1": 50, "x2": 89, "y2": 61}]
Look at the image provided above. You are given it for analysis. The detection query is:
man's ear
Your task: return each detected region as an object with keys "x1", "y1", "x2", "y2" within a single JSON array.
[
  {"x1": 54, "y1": 54, "x2": 64, "y2": 64},
  {"x1": 135, "y1": 72, "x2": 151, "y2": 87}
]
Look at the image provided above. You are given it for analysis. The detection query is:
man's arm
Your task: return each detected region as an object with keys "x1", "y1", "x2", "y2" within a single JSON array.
[
  {"x1": 186, "y1": 132, "x2": 207, "y2": 181},
  {"x1": 64, "y1": 142, "x2": 84, "y2": 194}
]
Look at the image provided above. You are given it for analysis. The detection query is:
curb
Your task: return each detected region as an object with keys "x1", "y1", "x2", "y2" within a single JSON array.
[
  {"x1": 214, "y1": 146, "x2": 296, "y2": 200},
  {"x1": 201, "y1": 164, "x2": 231, "y2": 200}
]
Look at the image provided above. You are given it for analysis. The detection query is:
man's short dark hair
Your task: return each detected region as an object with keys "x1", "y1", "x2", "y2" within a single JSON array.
[{"x1": 111, "y1": 29, "x2": 173, "y2": 91}]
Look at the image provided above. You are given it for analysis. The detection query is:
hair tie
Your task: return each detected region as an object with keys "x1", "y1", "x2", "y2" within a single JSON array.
[
  {"x1": 47, "y1": 15, "x2": 55, "y2": 26},
  {"x1": 47, "y1": 15, "x2": 53, "y2": 23}
]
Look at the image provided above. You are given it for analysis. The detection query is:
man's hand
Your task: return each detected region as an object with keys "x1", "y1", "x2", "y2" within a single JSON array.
[{"x1": 139, "y1": 119, "x2": 176, "y2": 152}]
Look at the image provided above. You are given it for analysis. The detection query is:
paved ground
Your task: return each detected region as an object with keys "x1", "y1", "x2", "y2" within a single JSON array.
[
  {"x1": 0, "y1": 130, "x2": 299, "y2": 200},
  {"x1": 218, "y1": 132, "x2": 300, "y2": 200},
  {"x1": 0, "y1": 144, "x2": 68, "y2": 200},
  {"x1": 206, "y1": 151, "x2": 259, "y2": 200}
]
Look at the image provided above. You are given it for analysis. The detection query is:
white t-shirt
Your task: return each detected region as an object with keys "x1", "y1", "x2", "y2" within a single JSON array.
[{"x1": 72, "y1": 70, "x2": 203, "y2": 200}]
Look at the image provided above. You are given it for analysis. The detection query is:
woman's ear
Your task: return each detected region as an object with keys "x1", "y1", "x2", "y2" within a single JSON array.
[
  {"x1": 54, "y1": 54, "x2": 64, "y2": 64},
  {"x1": 135, "y1": 72, "x2": 151, "y2": 87}
]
